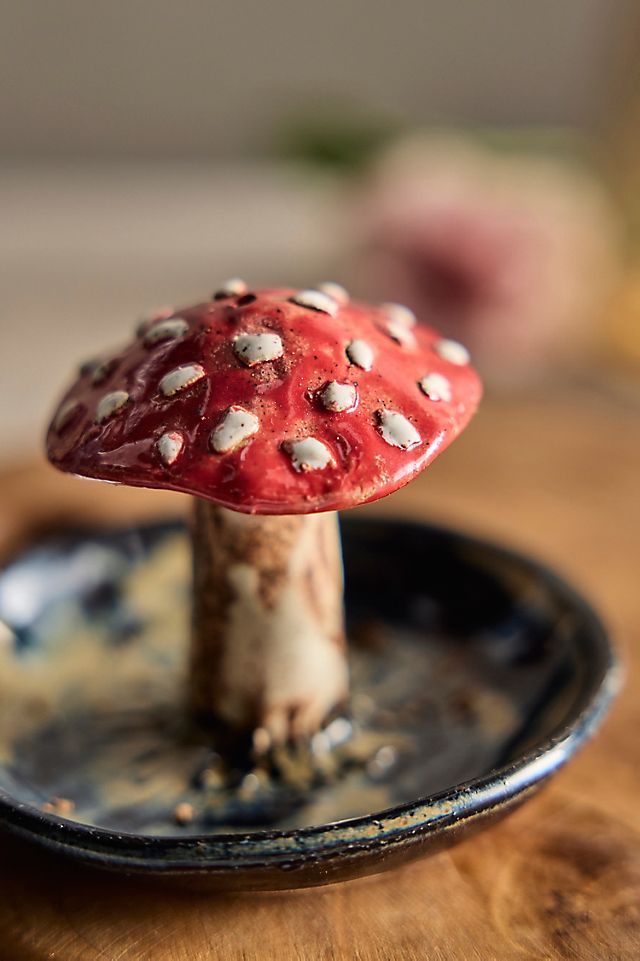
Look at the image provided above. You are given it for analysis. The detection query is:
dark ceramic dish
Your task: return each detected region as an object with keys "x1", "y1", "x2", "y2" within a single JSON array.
[{"x1": 0, "y1": 518, "x2": 619, "y2": 891}]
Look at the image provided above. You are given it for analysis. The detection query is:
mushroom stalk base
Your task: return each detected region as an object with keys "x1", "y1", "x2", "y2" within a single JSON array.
[{"x1": 189, "y1": 502, "x2": 348, "y2": 744}]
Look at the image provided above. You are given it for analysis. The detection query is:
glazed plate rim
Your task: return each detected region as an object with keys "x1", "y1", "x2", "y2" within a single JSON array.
[{"x1": 0, "y1": 517, "x2": 621, "y2": 877}]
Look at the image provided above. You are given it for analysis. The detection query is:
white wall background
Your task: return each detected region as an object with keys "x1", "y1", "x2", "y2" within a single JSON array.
[{"x1": 0, "y1": 0, "x2": 622, "y2": 160}]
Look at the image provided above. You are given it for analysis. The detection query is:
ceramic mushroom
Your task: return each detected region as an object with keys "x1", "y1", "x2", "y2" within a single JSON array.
[{"x1": 46, "y1": 282, "x2": 482, "y2": 753}]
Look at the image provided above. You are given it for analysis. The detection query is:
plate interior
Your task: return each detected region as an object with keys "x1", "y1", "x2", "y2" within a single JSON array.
[{"x1": 0, "y1": 519, "x2": 591, "y2": 837}]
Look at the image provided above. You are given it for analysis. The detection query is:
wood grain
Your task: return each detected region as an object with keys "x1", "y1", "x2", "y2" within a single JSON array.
[{"x1": 0, "y1": 386, "x2": 639, "y2": 960}]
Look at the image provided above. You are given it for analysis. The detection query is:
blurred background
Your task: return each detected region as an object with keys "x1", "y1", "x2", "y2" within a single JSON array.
[{"x1": 1, "y1": 0, "x2": 639, "y2": 514}]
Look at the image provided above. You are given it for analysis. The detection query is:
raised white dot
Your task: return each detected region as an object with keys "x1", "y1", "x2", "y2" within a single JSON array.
[
  {"x1": 376, "y1": 410, "x2": 421, "y2": 450},
  {"x1": 159, "y1": 363, "x2": 206, "y2": 397},
  {"x1": 80, "y1": 356, "x2": 115, "y2": 382},
  {"x1": 157, "y1": 431, "x2": 185, "y2": 466},
  {"x1": 233, "y1": 332, "x2": 283, "y2": 366},
  {"x1": 136, "y1": 307, "x2": 174, "y2": 337},
  {"x1": 319, "y1": 381, "x2": 357, "y2": 413},
  {"x1": 215, "y1": 278, "x2": 248, "y2": 298},
  {"x1": 317, "y1": 281, "x2": 350, "y2": 305},
  {"x1": 284, "y1": 437, "x2": 334, "y2": 472},
  {"x1": 96, "y1": 390, "x2": 129, "y2": 423},
  {"x1": 290, "y1": 289, "x2": 339, "y2": 316},
  {"x1": 383, "y1": 320, "x2": 417, "y2": 349},
  {"x1": 90, "y1": 358, "x2": 117, "y2": 386},
  {"x1": 53, "y1": 399, "x2": 80, "y2": 433},
  {"x1": 210, "y1": 406, "x2": 259, "y2": 453},
  {"x1": 435, "y1": 338, "x2": 470, "y2": 366},
  {"x1": 346, "y1": 339, "x2": 374, "y2": 371},
  {"x1": 419, "y1": 372, "x2": 452, "y2": 402},
  {"x1": 143, "y1": 318, "x2": 189, "y2": 346},
  {"x1": 382, "y1": 302, "x2": 416, "y2": 328},
  {"x1": 79, "y1": 357, "x2": 100, "y2": 377}
]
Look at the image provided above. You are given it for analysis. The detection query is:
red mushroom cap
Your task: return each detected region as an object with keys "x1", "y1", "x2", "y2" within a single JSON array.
[{"x1": 46, "y1": 285, "x2": 482, "y2": 514}]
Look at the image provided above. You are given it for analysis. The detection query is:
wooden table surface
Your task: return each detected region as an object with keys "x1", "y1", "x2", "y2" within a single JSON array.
[{"x1": 0, "y1": 386, "x2": 638, "y2": 960}]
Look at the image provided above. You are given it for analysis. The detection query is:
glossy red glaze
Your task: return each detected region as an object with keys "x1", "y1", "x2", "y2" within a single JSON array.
[{"x1": 46, "y1": 288, "x2": 482, "y2": 514}]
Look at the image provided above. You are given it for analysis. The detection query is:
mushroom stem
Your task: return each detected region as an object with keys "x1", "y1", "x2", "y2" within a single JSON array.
[{"x1": 189, "y1": 500, "x2": 349, "y2": 744}]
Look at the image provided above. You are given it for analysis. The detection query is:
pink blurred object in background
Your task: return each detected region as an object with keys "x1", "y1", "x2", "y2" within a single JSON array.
[{"x1": 351, "y1": 134, "x2": 621, "y2": 386}]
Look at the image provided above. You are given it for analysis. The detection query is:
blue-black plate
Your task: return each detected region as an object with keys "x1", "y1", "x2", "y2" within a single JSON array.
[{"x1": 0, "y1": 518, "x2": 620, "y2": 890}]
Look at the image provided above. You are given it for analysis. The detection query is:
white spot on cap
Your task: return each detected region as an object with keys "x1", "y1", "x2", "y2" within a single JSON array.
[
  {"x1": 90, "y1": 358, "x2": 117, "y2": 386},
  {"x1": 211, "y1": 406, "x2": 259, "y2": 453},
  {"x1": 419, "y1": 372, "x2": 452, "y2": 402},
  {"x1": 435, "y1": 338, "x2": 470, "y2": 366},
  {"x1": 382, "y1": 302, "x2": 416, "y2": 328},
  {"x1": 159, "y1": 363, "x2": 206, "y2": 397},
  {"x1": 136, "y1": 307, "x2": 174, "y2": 337},
  {"x1": 317, "y1": 281, "x2": 350, "y2": 305},
  {"x1": 143, "y1": 318, "x2": 189, "y2": 346},
  {"x1": 320, "y1": 381, "x2": 357, "y2": 413},
  {"x1": 53, "y1": 399, "x2": 80, "y2": 433},
  {"x1": 284, "y1": 437, "x2": 334, "y2": 472},
  {"x1": 233, "y1": 332, "x2": 283, "y2": 366},
  {"x1": 157, "y1": 431, "x2": 185, "y2": 466},
  {"x1": 384, "y1": 320, "x2": 416, "y2": 349},
  {"x1": 79, "y1": 357, "x2": 100, "y2": 377},
  {"x1": 96, "y1": 390, "x2": 129, "y2": 423},
  {"x1": 377, "y1": 410, "x2": 421, "y2": 450},
  {"x1": 215, "y1": 278, "x2": 248, "y2": 298},
  {"x1": 290, "y1": 289, "x2": 339, "y2": 316},
  {"x1": 346, "y1": 339, "x2": 374, "y2": 371}
]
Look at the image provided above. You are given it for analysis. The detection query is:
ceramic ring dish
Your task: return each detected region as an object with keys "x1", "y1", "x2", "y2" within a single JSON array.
[{"x1": 0, "y1": 517, "x2": 619, "y2": 891}]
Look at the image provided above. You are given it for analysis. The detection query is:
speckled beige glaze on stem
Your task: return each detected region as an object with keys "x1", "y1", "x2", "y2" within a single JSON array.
[{"x1": 189, "y1": 502, "x2": 348, "y2": 744}]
